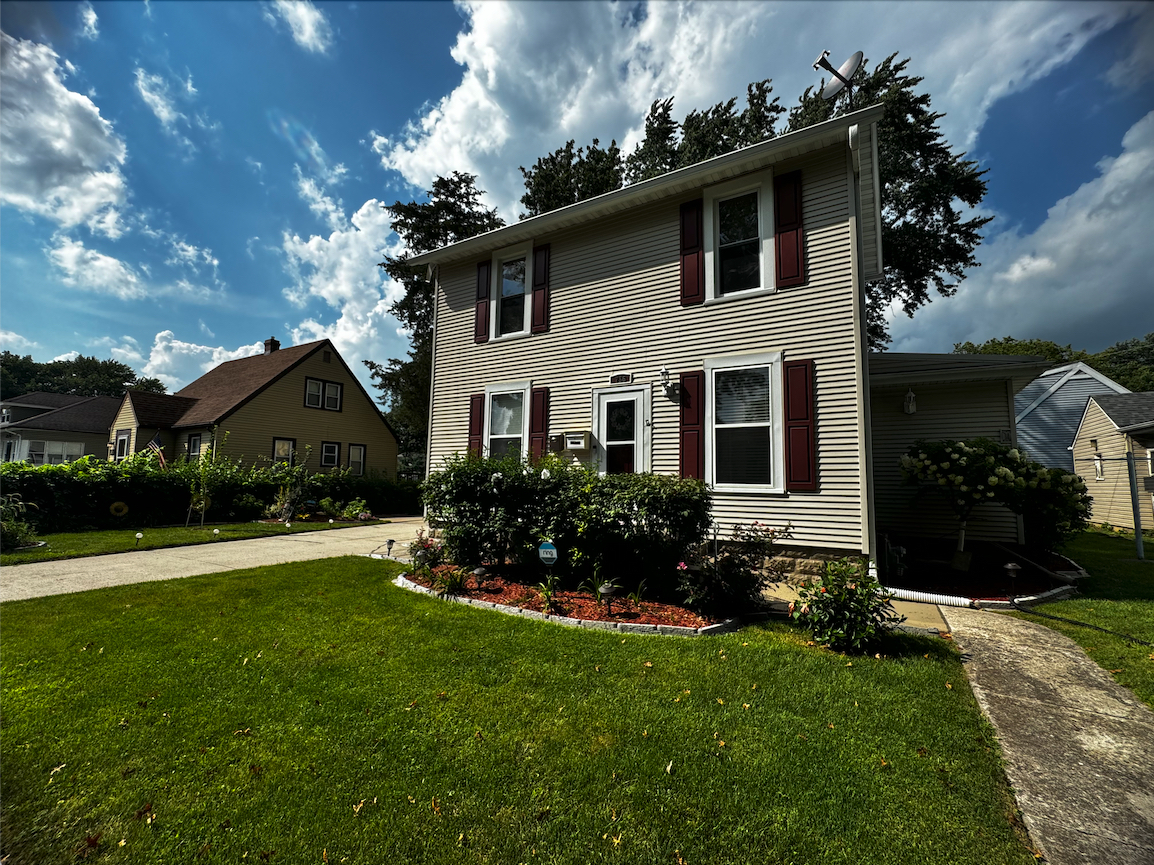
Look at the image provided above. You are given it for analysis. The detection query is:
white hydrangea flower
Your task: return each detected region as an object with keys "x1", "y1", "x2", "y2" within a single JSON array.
[{"x1": 541, "y1": 468, "x2": 551, "y2": 480}]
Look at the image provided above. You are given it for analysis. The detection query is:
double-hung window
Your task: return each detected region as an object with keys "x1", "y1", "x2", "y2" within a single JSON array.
[
  {"x1": 705, "y1": 352, "x2": 783, "y2": 493},
  {"x1": 485, "y1": 381, "x2": 530, "y2": 458},
  {"x1": 321, "y1": 441, "x2": 340, "y2": 468},
  {"x1": 305, "y1": 378, "x2": 342, "y2": 411},
  {"x1": 702, "y1": 169, "x2": 775, "y2": 301},
  {"x1": 489, "y1": 245, "x2": 532, "y2": 338},
  {"x1": 273, "y1": 438, "x2": 295, "y2": 465},
  {"x1": 114, "y1": 430, "x2": 130, "y2": 462},
  {"x1": 348, "y1": 444, "x2": 365, "y2": 476},
  {"x1": 188, "y1": 433, "x2": 202, "y2": 458}
]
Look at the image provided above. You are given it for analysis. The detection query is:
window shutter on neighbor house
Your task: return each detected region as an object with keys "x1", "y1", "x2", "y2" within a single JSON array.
[
  {"x1": 680, "y1": 200, "x2": 705, "y2": 306},
  {"x1": 474, "y1": 262, "x2": 491, "y2": 343},
  {"x1": 783, "y1": 359, "x2": 816, "y2": 491},
  {"x1": 531, "y1": 244, "x2": 550, "y2": 334},
  {"x1": 468, "y1": 394, "x2": 484, "y2": 455},
  {"x1": 679, "y1": 370, "x2": 705, "y2": 479},
  {"x1": 774, "y1": 171, "x2": 806, "y2": 289},
  {"x1": 529, "y1": 387, "x2": 549, "y2": 460}
]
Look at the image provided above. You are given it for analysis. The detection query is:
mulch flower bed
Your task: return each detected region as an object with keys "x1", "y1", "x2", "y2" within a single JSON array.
[{"x1": 410, "y1": 565, "x2": 717, "y2": 629}]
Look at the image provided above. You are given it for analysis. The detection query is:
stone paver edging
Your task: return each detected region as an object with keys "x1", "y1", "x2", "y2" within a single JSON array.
[{"x1": 391, "y1": 573, "x2": 739, "y2": 636}]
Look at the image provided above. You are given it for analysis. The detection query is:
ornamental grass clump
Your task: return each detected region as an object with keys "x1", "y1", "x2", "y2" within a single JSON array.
[
  {"x1": 790, "y1": 557, "x2": 905, "y2": 653},
  {"x1": 900, "y1": 437, "x2": 1092, "y2": 551}
]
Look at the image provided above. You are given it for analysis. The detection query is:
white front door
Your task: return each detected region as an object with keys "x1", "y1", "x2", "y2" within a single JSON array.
[{"x1": 593, "y1": 386, "x2": 649, "y2": 475}]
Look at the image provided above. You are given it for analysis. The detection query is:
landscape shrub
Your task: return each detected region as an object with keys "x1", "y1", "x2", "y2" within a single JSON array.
[
  {"x1": 679, "y1": 522, "x2": 788, "y2": 615},
  {"x1": 422, "y1": 453, "x2": 711, "y2": 598},
  {"x1": 789, "y1": 557, "x2": 905, "y2": 652},
  {"x1": 0, "y1": 493, "x2": 39, "y2": 550},
  {"x1": 901, "y1": 437, "x2": 1092, "y2": 551}
]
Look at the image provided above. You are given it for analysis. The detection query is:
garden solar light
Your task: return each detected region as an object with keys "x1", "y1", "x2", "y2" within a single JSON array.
[
  {"x1": 135, "y1": 532, "x2": 143, "y2": 547},
  {"x1": 285, "y1": 522, "x2": 292, "y2": 530},
  {"x1": 213, "y1": 528, "x2": 220, "y2": 539},
  {"x1": 473, "y1": 566, "x2": 488, "y2": 587},
  {"x1": 386, "y1": 539, "x2": 395, "y2": 556},
  {"x1": 1004, "y1": 562, "x2": 1021, "y2": 593},
  {"x1": 329, "y1": 518, "x2": 334, "y2": 527},
  {"x1": 599, "y1": 582, "x2": 618, "y2": 615}
]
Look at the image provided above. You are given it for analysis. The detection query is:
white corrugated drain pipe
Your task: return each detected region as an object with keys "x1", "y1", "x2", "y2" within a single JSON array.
[{"x1": 883, "y1": 586, "x2": 976, "y2": 608}]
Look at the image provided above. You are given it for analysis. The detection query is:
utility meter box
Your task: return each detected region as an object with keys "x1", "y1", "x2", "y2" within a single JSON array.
[{"x1": 564, "y1": 431, "x2": 591, "y2": 451}]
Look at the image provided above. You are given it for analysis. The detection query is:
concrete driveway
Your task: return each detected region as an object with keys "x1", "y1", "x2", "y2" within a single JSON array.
[{"x1": 0, "y1": 517, "x2": 427, "y2": 603}]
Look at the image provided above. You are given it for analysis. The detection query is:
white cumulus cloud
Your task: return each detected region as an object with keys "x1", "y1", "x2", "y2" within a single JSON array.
[
  {"x1": 265, "y1": 0, "x2": 334, "y2": 55},
  {"x1": 47, "y1": 236, "x2": 146, "y2": 299},
  {"x1": 1, "y1": 331, "x2": 39, "y2": 352},
  {"x1": 0, "y1": 33, "x2": 127, "y2": 237},
  {"x1": 889, "y1": 110, "x2": 1154, "y2": 353},
  {"x1": 52, "y1": 350, "x2": 81, "y2": 362},
  {"x1": 78, "y1": 2, "x2": 99, "y2": 40},
  {"x1": 136, "y1": 331, "x2": 265, "y2": 391}
]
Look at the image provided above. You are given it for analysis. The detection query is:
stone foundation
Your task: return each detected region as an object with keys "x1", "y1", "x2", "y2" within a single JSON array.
[{"x1": 767, "y1": 546, "x2": 865, "y2": 585}]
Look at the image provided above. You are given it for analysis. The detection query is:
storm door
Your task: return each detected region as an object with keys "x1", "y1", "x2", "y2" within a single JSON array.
[{"x1": 593, "y1": 386, "x2": 649, "y2": 475}]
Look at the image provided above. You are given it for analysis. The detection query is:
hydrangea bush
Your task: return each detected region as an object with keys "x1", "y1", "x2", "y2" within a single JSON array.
[{"x1": 900, "y1": 437, "x2": 1091, "y2": 550}]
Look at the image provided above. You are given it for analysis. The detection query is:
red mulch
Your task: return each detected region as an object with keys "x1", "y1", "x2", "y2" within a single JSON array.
[{"x1": 410, "y1": 566, "x2": 717, "y2": 629}]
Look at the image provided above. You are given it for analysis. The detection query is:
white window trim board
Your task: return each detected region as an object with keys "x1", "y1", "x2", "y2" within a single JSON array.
[
  {"x1": 702, "y1": 168, "x2": 776, "y2": 303},
  {"x1": 484, "y1": 379, "x2": 532, "y2": 457},
  {"x1": 704, "y1": 350, "x2": 784, "y2": 494},
  {"x1": 489, "y1": 242, "x2": 533, "y2": 340}
]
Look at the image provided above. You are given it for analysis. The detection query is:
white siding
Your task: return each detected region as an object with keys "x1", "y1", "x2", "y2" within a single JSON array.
[
  {"x1": 870, "y1": 380, "x2": 1021, "y2": 543},
  {"x1": 430, "y1": 147, "x2": 868, "y2": 552}
]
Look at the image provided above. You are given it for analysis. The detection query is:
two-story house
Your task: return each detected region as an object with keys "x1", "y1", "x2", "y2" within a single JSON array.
[{"x1": 108, "y1": 337, "x2": 398, "y2": 478}]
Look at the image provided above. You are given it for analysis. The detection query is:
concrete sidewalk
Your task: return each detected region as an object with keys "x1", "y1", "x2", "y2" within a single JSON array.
[
  {"x1": 942, "y1": 606, "x2": 1154, "y2": 865},
  {"x1": 0, "y1": 517, "x2": 427, "y2": 603}
]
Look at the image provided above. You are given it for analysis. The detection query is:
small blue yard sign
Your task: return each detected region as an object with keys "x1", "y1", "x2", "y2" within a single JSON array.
[{"x1": 538, "y1": 542, "x2": 558, "y2": 566}]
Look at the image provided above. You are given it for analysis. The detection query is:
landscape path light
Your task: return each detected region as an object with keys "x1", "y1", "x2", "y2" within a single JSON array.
[
  {"x1": 1004, "y1": 561, "x2": 1022, "y2": 596},
  {"x1": 386, "y1": 539, "x2": 395, "y2": 557},
  {"x1": 599, "y1": 581, "x2": 618, "y2": 616},
  {"x1": 135, "y1": 532, "x2": 143, "y2": 547},
  {"x1": 213, "y1": 528, "x2": 220, "y2": 539},
  {"x1": 329, "y1": 518, "x2": 334, "y2": 528}
]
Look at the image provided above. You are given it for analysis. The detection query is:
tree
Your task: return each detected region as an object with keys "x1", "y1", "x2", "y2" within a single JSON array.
[
  {"x1": 519, "y1": 138, "x2": 624, "y2": 219},
  {"x1": 1091, "y1": 332, "x2": 1154, "y2": 392},
  {"x1": 952, "y1": 336, "x2": 1091, "y2": 365},
  {"x1": 523, "y1": 56, "x2": 990, "y2": 348},
  {"x1": 369, "y1": 172, "x2": 505, "y2": 473},
  {"x1": 0, "y1": 351, "x2": 165, "y2": 400}
]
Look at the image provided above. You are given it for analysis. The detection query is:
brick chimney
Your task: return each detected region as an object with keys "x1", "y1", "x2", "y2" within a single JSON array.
[{"x1": 264, "y1": 336, "x2": 280, "y2": 354}]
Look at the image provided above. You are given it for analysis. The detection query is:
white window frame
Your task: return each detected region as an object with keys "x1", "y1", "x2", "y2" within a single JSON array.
[
  {"x1": 489, "y1": 243, "x2": 533, "y2": 341},
  {"x1": 115, "y1": 431, "x2": 130, "y2": 462},
  {"x1": 273, "y1": 438, "x2": 295, "y2": 466},
  {"x1": 188, "y1": 433, "x2": 202, "y2": 458},
  {"x1": 348, "y1": 444, "x2": 366, "y2": 476},
  {"x1": 484, "y1": 379, "x2": 531, "y2": 458},
  {"x1": 324, "y1": 382, "x2": 342, "y2": 411},
  {"x1": 591, "y1": 385, "x2": 651, "y2": 475},
  {"x1": 305, "y1": 378, "x2": 323, "y2": 408},
  {"x1": 702, "y1": 168, "x2": 776, "y2": 303},
  {"x1": 704, "y1": 350, "x2": 784, "y2": 494},
  {"x1": 1093, "y1": 453, "x2": 1104, "y2": 481},
  {"x1": 320, "y1": 441, "x2": 340, "y2": 467}
]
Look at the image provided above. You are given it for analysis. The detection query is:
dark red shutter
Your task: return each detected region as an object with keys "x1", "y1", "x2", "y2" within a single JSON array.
[
  {"x1": 531, "y1": 244, "x2": 550, "y2": 334},
  {"x1": 474, "y1": 262, "x2": 491, "y2": 344},
  {"x1": 783, "y1": 359, "x2": 816, "y2": 491},
  {"x1": 679, "y1": 370, "x2": 705, "y2": 479},
  {"x1": 680, "y1": 199, "x2": 705, "y2": 306},
  {"x1": 774, "y1": 171, "x2": 805, "y2": 288},
  {"x1": 529, "y1": 387, "x2": 549, "y2": 460},
  {"x1": 467, "y1": 394, "x2": 484, "y2": 456}
]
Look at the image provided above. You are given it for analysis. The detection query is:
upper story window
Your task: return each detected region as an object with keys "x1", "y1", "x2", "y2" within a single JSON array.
[
  {"x1": 485, "y1": 380, "x2": 530, "y2": 458},
  {"x1": 489, "y1": 244, "x2": 533, "y2": 339},
  {"x1": 114, "y1": 430, "x2": 130, "y2": 462},
  {"x1": 705, "y1": 351, "x2": 783, "y2": 493},
  {"x1": 1, "y1": 408, "x2": 10, "y2": 424},
  {"x1": 702, "y1": 169, "x2": 776, "y2": 302},
  {"x1": 305, "y1": 378, "x2": 342, "y2": 411}
]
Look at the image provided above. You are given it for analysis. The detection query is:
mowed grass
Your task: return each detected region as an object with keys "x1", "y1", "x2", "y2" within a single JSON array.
[
  {"x1": 1013, "y1": 532, "x2": 1154, "y2": 709},
  {"x1": 0, "y1": 520, "x2": 384, "y2": 566},
  {"x1": 1, "y1": 557, "x2": 1035, "y2": 865}
]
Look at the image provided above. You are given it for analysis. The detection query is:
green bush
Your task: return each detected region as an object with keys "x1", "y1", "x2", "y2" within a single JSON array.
[
  {"x1": 789, "y1": 558, "x2": 905, "y2": 653},
  {"x1": 901, "y1": 437, "x2": 1092, "y2": 551},
  {"x1": 679, "y1": 522, "x2": 787, "y2": 615},
  {"x1": 422, "y1": 453, "x2": 711, "y2": 599},
  {"x1": 0, "y1": 493, "x2": 39, "y2": 550}
]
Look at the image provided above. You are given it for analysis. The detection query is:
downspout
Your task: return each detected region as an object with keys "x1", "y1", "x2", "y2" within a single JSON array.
[{"x1": 424, "y1": 263, "x2": 439, "y2": 516}]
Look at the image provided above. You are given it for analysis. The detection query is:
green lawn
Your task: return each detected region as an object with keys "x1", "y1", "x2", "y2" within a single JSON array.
[
  {"x1": 0, "y1": 557, "x2": 1035, "y2": 865},
  {"x1": 0, "y1": 520, "x2": 386, "y2": 567},
  {"x1": 1014, "y1": 532, "x2": 1154, "y2": 709}
]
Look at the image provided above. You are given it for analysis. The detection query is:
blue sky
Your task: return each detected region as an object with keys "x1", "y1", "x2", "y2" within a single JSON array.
[{"x1": 2, "y1": 1, "x2": 1152, "y2": 395}]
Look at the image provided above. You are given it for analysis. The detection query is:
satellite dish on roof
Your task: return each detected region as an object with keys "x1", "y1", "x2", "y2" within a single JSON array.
[{"x1": 812, "y1": 50, "x2": 863, "y2": 104}]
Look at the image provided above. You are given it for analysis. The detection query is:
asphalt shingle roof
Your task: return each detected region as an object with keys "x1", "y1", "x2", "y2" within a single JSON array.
[
  {"x1": 125, "y1": 391, "x2": 201, "y2": 428},
  {"x1": 2, "y1": 396, "x2": 122, "y2": 434},
  {"x1": 1093, "y1": 392, "x2": 1154, "y2": 430},
  {"x1": 2, "y1": 392, "x2": 92, "y2": 409}
]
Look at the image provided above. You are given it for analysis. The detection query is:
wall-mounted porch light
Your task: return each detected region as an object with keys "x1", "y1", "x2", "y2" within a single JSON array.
[
  {"x1": 903, "y1": 389, "x2": 917, "y2": 415},
  {"x1": 660, "y1": 366, "x2": 679, "y2": 400}
]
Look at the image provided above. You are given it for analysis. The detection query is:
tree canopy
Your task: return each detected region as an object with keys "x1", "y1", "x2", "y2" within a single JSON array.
[
  {"x1": 954, "y1": 333, "x2": 1154, "y2": 393},
  {"x1": 518, "y1": 55, "x2": 992, "y2": 348},
  {"x1": 368, "y1": 172, "x2": 504, "y2": 472},
  {"x1": 0, "y1": 352, "x2": 166, "y2": 401}
]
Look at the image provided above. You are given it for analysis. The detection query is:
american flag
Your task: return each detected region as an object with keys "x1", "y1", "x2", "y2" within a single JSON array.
[{"x1": 146, "y1": 434, "x2": 166, "y2": 469}]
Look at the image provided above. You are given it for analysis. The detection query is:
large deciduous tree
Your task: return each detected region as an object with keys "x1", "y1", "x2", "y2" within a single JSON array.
[
  {"x1": 0, "y1": 351, "x2": 165, "y2": 400},
  {"x1": 952, "y1": 336, "x2": 1091, "y2": 365},
  {"x1": 953, "y1": 332, "x2": 1154, "y2": 392},
  {"x1": 520, "y1": 56, "x2": 991, "y2": 348},
  {"x1": 367, "y1": 172, "x2": 504, "y2": 475}
]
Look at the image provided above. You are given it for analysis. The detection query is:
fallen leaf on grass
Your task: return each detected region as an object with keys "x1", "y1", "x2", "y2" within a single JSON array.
[
  {"x1": 946, "y1": 682, "x2": 953, "y2": 690},
  {"x1": 716, "y1": 698, "x2": 724, "y2": 705},
  {"x1": 323, "y1": 848, "x2": 328, "y2": 863},
  {"x1": 431, "y1": 797, "x2": 441, "y2": 815},
  {"x1": 644, "y1": 661, "x2": 653, "y2": 668},
  {"x1": 234, "y1": 728, "x2": 251, "y2": 737},
  {"x1": 49, "y1": 762, "x2": 66, "y2": 776},
  {"x1": 743, "y1": 703, "x2": 750, "y2": 710},
  {"x1": 1109, "y1": 669, "x2": 1124, "y2": 674},
  {"x1": 353, "y1": 799, "x2": 365, "y2": 815},
  {"x1": 916, "y1": 748, "x2": 928, "y2": 757},
  {"x1": 666, "y1": 760, "x2": 673, "y2": 774},
  {"x1": 133, "y1": 803, "x2": 152, "y2": 820},
  {"x1": 76, "y1": 833, "x2": 101, "y2": 859}
]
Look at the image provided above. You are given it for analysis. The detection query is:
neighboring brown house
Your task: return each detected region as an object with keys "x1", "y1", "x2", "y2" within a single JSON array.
[
  {"x1": 109, "y1": 338, "x2": 398, "y2": 478},
  {"x1": 2, "y1": 394, "x2": 122, "y2": 464},
  {"x1": 1070, "y1": 392, "x2": 1154, "y2": 531}
]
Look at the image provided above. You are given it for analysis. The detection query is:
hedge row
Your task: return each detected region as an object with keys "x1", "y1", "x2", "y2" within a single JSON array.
[{"x1": 0, "y1": 453, "x2": 421, "y2": 532}]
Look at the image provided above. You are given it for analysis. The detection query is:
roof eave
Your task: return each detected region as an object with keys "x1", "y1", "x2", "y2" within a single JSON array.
[{"x1": 407, "y1": 104, "x2": 885, "y2": 268}]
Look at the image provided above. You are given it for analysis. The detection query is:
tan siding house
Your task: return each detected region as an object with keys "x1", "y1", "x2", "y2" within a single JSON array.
[
  {"x1": 413, "y1": 107, "x2": 886, "y2": 556},
  {"x1": 1070, "y1": 394, "x2": 1154, "y2": 531},
  {"x1": 108, "y1": 338, "x2": 398, "y2": 477}
]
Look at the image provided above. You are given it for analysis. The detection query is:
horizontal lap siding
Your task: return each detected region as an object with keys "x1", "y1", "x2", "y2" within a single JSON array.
[
  {"x1": 109, "y1": 401, "x2": 137, "y2": 458},
  {"x1": 1072, "y1": 403, "x2": 1154, "y2": 529},
  {"x1": 870, "y1": 381, "x2": 1020, "y2": 543},
  {"x1": 215, "y1": 353, "x2": 398, "y2": 477},
  {"x1": 430, "y1": 148, "x2": 866, "y2": 552}
]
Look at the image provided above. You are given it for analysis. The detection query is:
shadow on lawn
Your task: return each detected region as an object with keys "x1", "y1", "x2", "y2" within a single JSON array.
[{"x1": 742, "y1": 618, "x2": 954, "y2": 661}]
